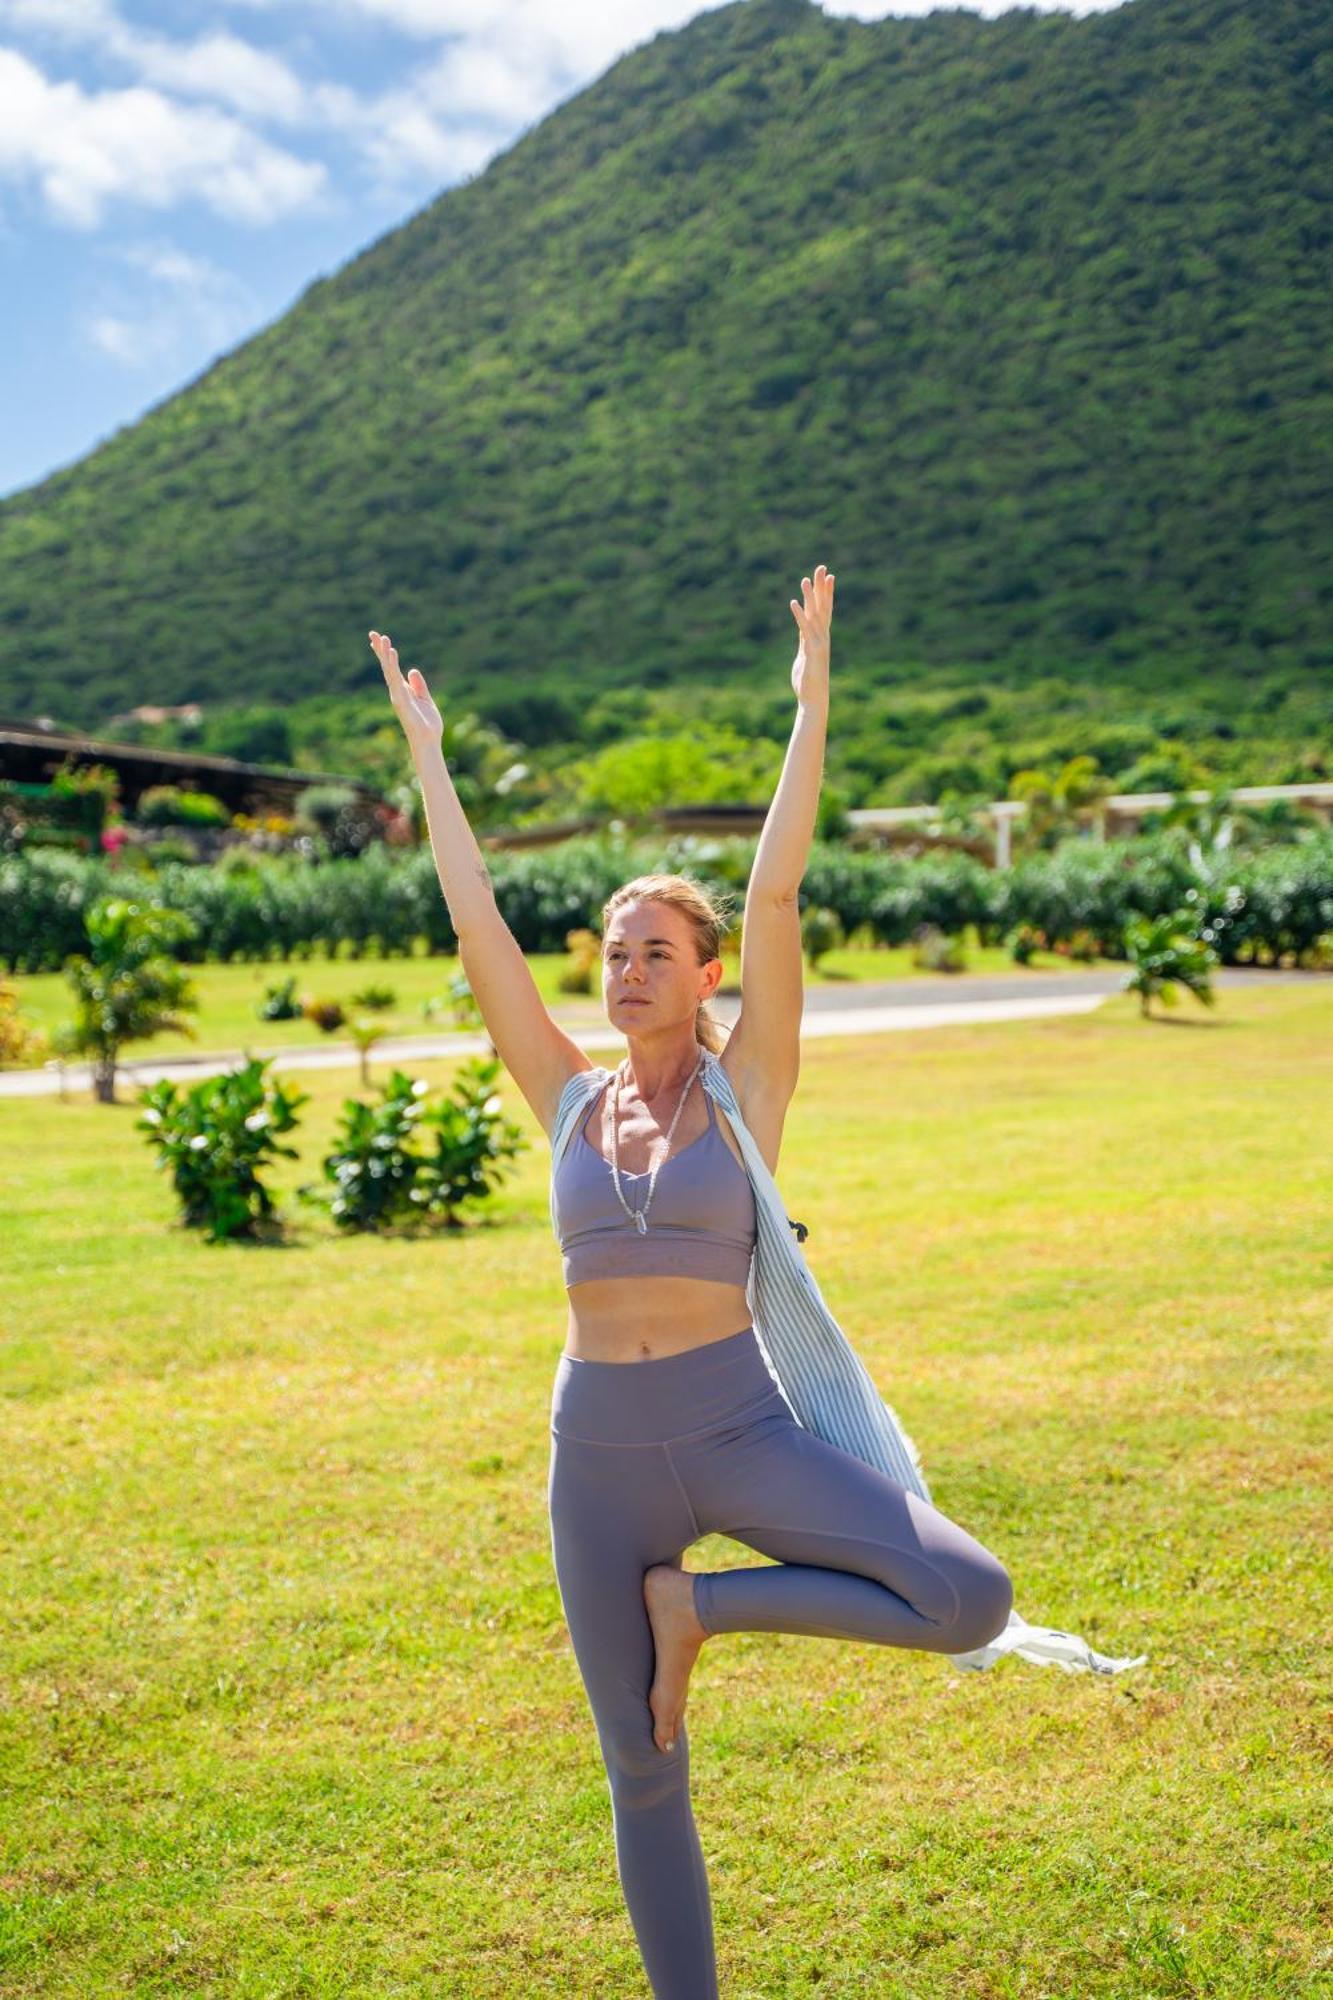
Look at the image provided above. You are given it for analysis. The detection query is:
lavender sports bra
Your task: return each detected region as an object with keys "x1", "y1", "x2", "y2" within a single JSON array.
[{"x1": 552, "y1": 1078, "x2": 757, "y2": 1288}]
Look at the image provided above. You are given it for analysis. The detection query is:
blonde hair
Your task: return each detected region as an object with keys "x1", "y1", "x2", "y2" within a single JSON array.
[{"x1": 601, "y1": 873, "x2": 735, "y2": 1055}]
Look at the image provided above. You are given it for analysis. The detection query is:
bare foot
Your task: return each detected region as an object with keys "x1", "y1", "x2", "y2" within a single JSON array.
[{"x1": 643, "y1": 1562, "x2": 710, "y2": 1755}]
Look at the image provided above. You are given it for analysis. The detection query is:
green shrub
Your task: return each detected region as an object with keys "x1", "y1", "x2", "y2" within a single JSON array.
[
  {"x1": 0, "y1": 849, "x2": 111, "y2": 971},
  {"x1": 348, "y1": 982, "x2": 398, "y2": 1011},
  {"x1": 800, "y1": 903, "x2": 844, "y2": 967},
  {"x1": 1203, "y1": 844, "x2": 1333, "y2": 966},
  {"x1": 409, "y1": 1059, "x2": 527, "y2": 1225},
  {"x1": 556, "y1": 927, "x2": 600, "y2": 995},
  {"x1": 144, "y1": 837, "x2": 198, "y2": 866},
  {"x1": 1, "y1": 775, "x2": 103, "y2": 851},
  {"x1": 50, "y1": 759, "x2": 121, "y2": 832},
  {"x1": 0, "y1": 977, "x2": 49, "y2": 1066},
  {"x1": 910, "y1": 923, "x2": 967, "y2": 972},
  {"x1": 302, "y1": 996, "x2": 346, "y2": 1033},
  {"x1": 3, "y1": 828, "x2": 1330, "y2": 976},
  {"x1": 307, "y1": 1071, "x2": 427, "y2": 1230},
  {"x1": 1052, "y1": 927, "x2": 1103, "y2": 963},
  {"x1": 136, "y1": 1057, "x2": 309, "y2": 1241},
  {"x1": 866, "y1": 852, "x2": 989, "y2": 946},
  {"x1": 303, "y1": 1058, "x2": 526, "y2": 1231},
  {"x1": 448, "y1": 973, "x2": 484, "y2": 1030},
  {"x1": 295, "y1": 784, "x2": 378, "y2": 860},
  {"x1": 989, "y1": 840, "x2": 1160, "y2": 954},
  {"x1": 257, "y1": 975, "x2": 302, "y2": 1021},
  {"x1": 1005, "y1": 922, "x2": 1046, "y2": 964},
  {"x1": 174, "y1": 791, "x2": 232, "y2": 828},
  {"x1": 136, "y1": 785, "x2": 231, "y2": 829},
  {"x1": 218, "y1": 845, "x2": 266, "y2": 878}
]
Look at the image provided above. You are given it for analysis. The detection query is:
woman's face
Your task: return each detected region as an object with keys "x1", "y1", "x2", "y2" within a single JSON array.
[{"x1": 601, "y1": 900, "x2": 721, "y2": 1030}]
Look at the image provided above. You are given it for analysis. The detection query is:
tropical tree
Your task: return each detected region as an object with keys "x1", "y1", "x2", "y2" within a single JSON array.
[
  {"x1": 53, "y1": 897, "x2": 200, "y2": 1102},
  {"x1": 563, "y1": 726, "x2": 782, "y2": 819},
  {"x1": 1120, "y1": 910, "x2": 1218, "y2": 1020},
  {"x1": 348, "y1": 1016, "x2": 388, "y2": 1088},
  {"x1": 1008, "y1": 755, "x2": 1115, "y2": 855}
]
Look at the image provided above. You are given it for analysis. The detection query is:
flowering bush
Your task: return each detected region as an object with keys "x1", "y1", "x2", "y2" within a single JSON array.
[
  {"x1": 136, "y1": 1056, "x2": 308, "y2": 1241},
  {"x1": 0, "y1": 978, "x2": 49, "y2": 1066},
  {"x1": 301, "y1": 995, "x2": 346, "y2": 1033},
  {"x1": 301, "y1": 1057, "x2": 526, "y2": 1231}
]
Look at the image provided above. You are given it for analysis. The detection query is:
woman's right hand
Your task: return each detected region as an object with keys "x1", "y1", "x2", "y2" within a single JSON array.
[{"x1": 369, "y1": 629, "x2": 444, "y2": 758}]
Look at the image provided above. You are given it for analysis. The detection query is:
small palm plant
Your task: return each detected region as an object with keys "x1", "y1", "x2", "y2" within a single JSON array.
[
  {"x1": 53, "y1": 897, "x2": 200, "y2": 1102},
  {"x1": 1121, "y1": 911, "x2": 1219, "y2": 1019},
  {"x1": 347, "y1": 1016, "x2": 387, "y2": 1088}
]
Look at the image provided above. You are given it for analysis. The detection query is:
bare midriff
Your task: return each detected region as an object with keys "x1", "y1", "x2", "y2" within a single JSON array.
[{"x1": 563, "y1": 1279, "x2": 754, "y2": 1363}]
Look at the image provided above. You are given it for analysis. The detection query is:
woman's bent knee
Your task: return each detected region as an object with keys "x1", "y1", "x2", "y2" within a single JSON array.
[{"x1": 942, "y1": 1556, "x2": 1013, "y2": 1654}]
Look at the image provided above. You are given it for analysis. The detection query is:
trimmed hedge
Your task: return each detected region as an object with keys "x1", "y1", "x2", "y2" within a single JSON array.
[{"x1": 2, "y1": 830, "x2": 1330, "y2": 975}]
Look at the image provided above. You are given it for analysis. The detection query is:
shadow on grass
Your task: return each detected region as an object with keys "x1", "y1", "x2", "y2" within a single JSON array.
[{"x1": 1139, "y1": 1015, "x2": 1230, "y2": 1029}]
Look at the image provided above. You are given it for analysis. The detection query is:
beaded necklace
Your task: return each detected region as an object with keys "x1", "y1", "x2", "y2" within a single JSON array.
[{"x1": 606, "y1": 1047, "x2": 706, "y2": 1234}]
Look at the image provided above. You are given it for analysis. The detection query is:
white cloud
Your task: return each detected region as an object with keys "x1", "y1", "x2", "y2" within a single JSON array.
[
  {"x1": 293, "y1": 0, "x2": 499, "y2": 36},
  {"x1": 0, "y1": 44, "x2": 326, "y2": 225},
  {"x1": 269, "y1": 0, "x2": 1123, "y2": 67},
  {"x1": 0, "y1": 0, "x2": 310, "y2": 120},
  {"x1": 304, "y1": 0, "x2": 704, "y2": 72},
  {"x1": 290, "y1": 0, "x2": 705, "y2": 193},
  {"x1": 0, "y1": 0, "x2": 1134, "y2": 227},
  {"x1": 308, "y1": 76, "x2": 497, "y2": 184},
  {"x1": 120, "y1": 240, "x2": 235, "y2": 287},
  {"x1": 84, "y1": 313, "x2": 128, "y2": 359},
  {"x1": 0, "y1": 0, "x2": 520, "y2": 202},
  {"x1": 416, "y1": 36, "x2": 559, "y2": 125},
  {"x1": 0, "y1": 0, "x2": 119, "y2": 34},
  {"x1": 123, "y1": 30, "x2": 307, "y2": 123},
  {"x1": 84, "y1": 234, "x2": 260, "y2": 367}
]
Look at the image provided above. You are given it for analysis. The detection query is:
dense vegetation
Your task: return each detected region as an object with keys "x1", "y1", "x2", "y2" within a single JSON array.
[
  {"x1": 4, "y1": 826, "x2": 1330, "y2": 975},
  {"x1": 0, "y1": 0, "x2": 1328, "y2": 794},
  {"x1": 93, "y1": 665, "x2": 1333, "y2": 828}
]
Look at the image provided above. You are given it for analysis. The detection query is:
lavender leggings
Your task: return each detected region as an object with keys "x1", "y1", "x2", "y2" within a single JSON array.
[{"x1": 547, "y1": 1325, "x2": 1013, "y2": 1999}]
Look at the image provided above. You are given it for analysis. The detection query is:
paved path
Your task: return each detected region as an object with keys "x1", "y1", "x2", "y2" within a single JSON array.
[{"x1": 1, "y1": 965, "x2": 1319, "y2": 1102}]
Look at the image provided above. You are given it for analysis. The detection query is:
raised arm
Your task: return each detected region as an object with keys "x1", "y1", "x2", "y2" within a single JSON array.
[
  {"x1": 369, "y1": 630, "x2": 591, "y2": 1136},
  {"x1": 726, "y1": 566, "x2": 834, "y2": 1116}
]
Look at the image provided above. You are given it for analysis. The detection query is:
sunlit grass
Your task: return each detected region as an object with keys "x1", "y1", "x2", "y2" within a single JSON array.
[{"x1": 1, "y1": 983, "x2": 1327, "y2": 1996}]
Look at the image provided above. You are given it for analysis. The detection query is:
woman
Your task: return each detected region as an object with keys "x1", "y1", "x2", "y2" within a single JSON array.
[{"x1": 370, "y1": 568, "x2": 1015, "y2": 1999}]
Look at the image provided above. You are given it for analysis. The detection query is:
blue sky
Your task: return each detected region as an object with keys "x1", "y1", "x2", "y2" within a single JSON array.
[{"x1": 1, "y1": 0, "x2": 1126, "y2": 501}]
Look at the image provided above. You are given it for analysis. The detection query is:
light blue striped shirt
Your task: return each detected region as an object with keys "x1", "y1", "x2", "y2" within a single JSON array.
[{"x1": 549, "y1": 1046, "x2": 1146, "y2": 1680}]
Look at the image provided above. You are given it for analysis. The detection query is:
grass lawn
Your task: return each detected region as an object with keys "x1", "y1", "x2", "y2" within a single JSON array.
[
  {"x1": 5, "y1": 931, "x2": 1122, "y2": 1064},
  {"x1": 1, "y1": 983, "x2": 1327, "y2": 1996}
]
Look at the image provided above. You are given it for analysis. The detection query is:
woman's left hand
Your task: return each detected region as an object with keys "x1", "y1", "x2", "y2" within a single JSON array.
[{"x1": 790, "y1": 563, "x2": 834, "y2": 707}]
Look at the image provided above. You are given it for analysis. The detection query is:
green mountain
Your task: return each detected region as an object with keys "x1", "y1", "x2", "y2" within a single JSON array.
[{"x1": 0, "y1": 0, "x2": 1329, "y2": 750}]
